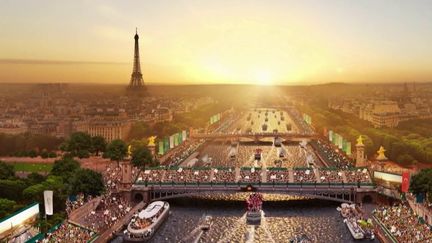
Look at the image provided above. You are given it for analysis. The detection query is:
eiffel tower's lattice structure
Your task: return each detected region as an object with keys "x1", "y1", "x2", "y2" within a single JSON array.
[{"x1": 128, "y1": 29, "x2": 145, "y2": 93}]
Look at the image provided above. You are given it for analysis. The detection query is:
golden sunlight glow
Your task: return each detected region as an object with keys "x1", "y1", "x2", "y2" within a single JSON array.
[
  {"x1": 255, "y1": 70, "x2": 273, "y2": 86},
  {"x1": 1, "y1": 1, "x2": 432, "y2": 84}
]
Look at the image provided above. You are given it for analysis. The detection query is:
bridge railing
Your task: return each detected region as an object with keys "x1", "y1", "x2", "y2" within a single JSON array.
[{"x1": 134, "y1": 181, "x2": 374, "y2": 188}]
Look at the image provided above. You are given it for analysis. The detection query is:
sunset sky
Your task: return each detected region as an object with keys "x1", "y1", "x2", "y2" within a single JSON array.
[{"x1": 1, "y1": 0, "x2": 432, "y2": 85}]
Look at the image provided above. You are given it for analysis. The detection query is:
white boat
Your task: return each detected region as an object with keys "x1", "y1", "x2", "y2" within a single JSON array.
[
  {"x1": 124, "y1": 201, "x2": 170, "y2": 242},
  {"x1": 344, "y1": 218, "x2": 365, "y2": 240},
  {"x1": 199, "y1": 215, "x2": 213, "y2": 231},
  {"x1": 246, "y1": 210, "x2": 262, "y2": 225}
]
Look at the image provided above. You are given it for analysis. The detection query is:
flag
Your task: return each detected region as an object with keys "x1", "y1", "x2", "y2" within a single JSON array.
[
  {"x1": 342, "y1": 139, "x2": 347, "y2": 152},
  {"x1": 182, "y1": 130, "x2": 187, "y2": 141},
  {"x1": 164, "y1": 137, "x2": 170, "y2": 152},
  {"x1": 169, "y1": 135, "x2": 174, "y2": 149},
  {"x1": 44, "y1": 190, "x2": 53, "y2": 215},
  {"x1": 178, "y1": 132, "x2": 183, "y2": 144},
  {"x1": 346, "y1": 142, "x2": 352, "y2": 155},
  {"x1": 401, "y1": 172, "x2": 410, "y2": 193},
  {"x1": 158, "y1": 141, "x2": 164, "y2": 155},
  {"x1": 173, "y1": 134, "x2": 179, "y2": 147},
  {"x1": 333, "y1": 133, "x2": 338, "y2": 145}
]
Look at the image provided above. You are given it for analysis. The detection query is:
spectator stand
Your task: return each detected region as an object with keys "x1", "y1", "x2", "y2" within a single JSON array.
[
  {"x1": 238, "y1": 167, "x2": 262, "y2": 184},
  {"x1": 38, "y1": 220, "x2": 98, "y2": 243},
  {"x1": 292, "y1": 167, "x2": 316, "y2": 184},
  {"x1": 266, "y1": 167, "x2": 289, "y2": 184}
]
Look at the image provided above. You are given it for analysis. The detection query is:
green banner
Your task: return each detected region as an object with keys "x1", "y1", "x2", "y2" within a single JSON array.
[
  {"x1": 164, "y1": 137, "x2": 170, "y2": 152},
  {"x1": 178, "y1": 132, "x2": 183, "y2": 145},
  {"x1": 342, "y1": 139, "x2": 347, "y2": 153},
  {"x1": 182, "y1": 130, "x2": 187, "y2": 141},
  {"x1": 158, "y1": 141, "x2": 164, "y2": 155},
  {"x1": 346, "y1": 142, "x2": 352, "y2": 155}
]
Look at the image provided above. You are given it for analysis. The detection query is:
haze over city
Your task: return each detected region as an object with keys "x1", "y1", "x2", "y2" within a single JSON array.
[{"x1": 1, "y1": 0, "x2": 432, "y2": 85}]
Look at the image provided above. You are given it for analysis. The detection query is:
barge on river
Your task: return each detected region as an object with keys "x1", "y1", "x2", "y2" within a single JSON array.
[{"x1": 122, "y1": 201, "x2": 170, "y2": 242}]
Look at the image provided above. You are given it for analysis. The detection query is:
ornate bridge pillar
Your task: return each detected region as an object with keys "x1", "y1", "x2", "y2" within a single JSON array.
[
  {"x1": 131, "y1": 187, "x2": 152, "y2": 204},
  {"x1": 355, "y1": 190, "x2": 377, "y2": 204}
]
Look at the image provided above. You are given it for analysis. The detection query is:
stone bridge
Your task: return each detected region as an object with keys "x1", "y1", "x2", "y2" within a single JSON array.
[
  {"x1": 130, "y1": 183, "x2": 377, "y2": 205},
  {"x1": 190, "y1": 132, "x2": 317, "y2": 142}
]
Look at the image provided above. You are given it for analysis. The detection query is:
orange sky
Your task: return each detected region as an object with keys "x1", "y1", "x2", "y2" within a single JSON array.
[{"x1": 1, "y1": 0, "x2": 432, "y2": 85}]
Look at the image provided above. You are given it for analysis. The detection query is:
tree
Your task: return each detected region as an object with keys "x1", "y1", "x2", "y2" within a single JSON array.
[
  {"x1": 0, "y1": 161, "x2": 15, "y2": 179},
  {"x1": 0, "y1": 198, "x2": 17, "y2": 218},
  {"x1": 410, "y1": 168, "x2": 432, "y2": 202},
  {"x1": 91, "y1": 136, "x2": 107, "y2": 156},
  {"x1": 26, "y1": 172, "x2": 46, "y2": 185},
  {"x1": 50, "y1": 157, "x2": 80, "y2": 182},
  {"x1": 131, "y1": 146, "x2": 158, "y2": 171},
  {"x1": 0, "y1": 179, "x2": 27, "y2": 201},
  {"x1": 23, "y1": 175, "x2": 67, "y2": 212},
  {"x1": 105, "y1": 139, "x2": 128, "y2": 166},
  {"x1": 61, "y1": 132, "x2": 92, "y2": 157},
  {"x1": 68, "y1": 169, "x2": 105, "y2": 197}
]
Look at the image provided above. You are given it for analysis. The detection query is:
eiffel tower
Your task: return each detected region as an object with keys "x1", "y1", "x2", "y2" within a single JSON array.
[{"x1": 127, "y1": 28, "x2": 145, "y2": 93}]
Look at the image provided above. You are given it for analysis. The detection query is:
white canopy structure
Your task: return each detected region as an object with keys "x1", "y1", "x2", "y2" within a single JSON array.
[{"x1": 138, "y1": 201, "x2": 164, "y2": 219}]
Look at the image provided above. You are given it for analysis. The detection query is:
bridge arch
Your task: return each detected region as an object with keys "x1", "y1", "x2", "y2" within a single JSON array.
[{"x1": 147, "y1": 190, "x2": 355, "y2": 204}]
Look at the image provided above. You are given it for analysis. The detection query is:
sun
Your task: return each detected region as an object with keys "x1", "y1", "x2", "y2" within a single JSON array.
[{"x1": 256, "y1": 70, "x2": 273, "y2": 86}]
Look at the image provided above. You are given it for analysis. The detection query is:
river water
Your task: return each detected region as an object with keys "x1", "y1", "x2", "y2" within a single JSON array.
[{"x1": 145, "y1": 193, "x2": 377, "y2": 243}]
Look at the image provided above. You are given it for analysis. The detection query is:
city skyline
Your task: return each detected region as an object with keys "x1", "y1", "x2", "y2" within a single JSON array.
[{"x1": 1, "y1": 0, "x2": 432, "y2": 85}]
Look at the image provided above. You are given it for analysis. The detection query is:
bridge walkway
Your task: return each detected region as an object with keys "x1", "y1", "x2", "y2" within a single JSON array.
[
  {"x1": 314, "y1": 168, "x2": 321, "y2": 183},
  {"x1": 210, "y1": 169, "x2": 215, "y2": 182},
  {"x1": 161, "y1": 169, "x2": 167, "y2": 182},
  {"x1": 262, "y1": 168, "x2": 267, "y2": 183},
  {"x1": 235, "y1": 167, "x2": 240, "y2": 182},
  {"x1": 341, "y1": 171, "x2": 348, "y2": 184},
  {"x1": 288, "y1": 168, "x2": 294, "y2": 183}
]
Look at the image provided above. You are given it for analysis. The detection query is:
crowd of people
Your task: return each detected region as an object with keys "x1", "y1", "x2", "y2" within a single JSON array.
[
  {"x1": 212, "y1": 168, "x2": 236, "y2": 183},
  {"x1": 239, "y1": 168, "x2": 262, "y2": 183},
  {"x1": 374, "y1": 204, "x2": 432, "y2": 242},
  {"x1": 44, "y1": 162, "x2": 137, "y2": 242},
  {"x1": 237, "y1": 144, "x2": 271, "y2": 167},
  {"x1": 137, "y1": 169, "x2": 164, "y2": 183},
  {"x1": 267, "y1": 169, "x2": 289, "y2": 183},
  {"x1": 285, "y1": 108, "x2": 314, "y2": 135},
  {"x1": 310, "y1": 139, "x2": 353, "y2": 168},
  {"x1": 65, "y1": 193, "x2": 93, "y2": 215},
  {"x1": 165, "y1": 140, "x2": 204, "y2": 166},
  {"x1": 40, "y1": 222, "x2": 95, "y2": 243},
  {"x1": 197, "y1": 142, "x2": 231, "y2": 167},
  {"x1": 102, "y1": 163, "x2": 123, "y2": 193},
  {"x1": 293, "y1": 169, "x2": 316, "y2": 183},
  {"x1": 81, "y1": 194, "x2": 132, "y2": 232},
  {"x1": 319, "y1": 169, "x2": 344, "y2": 183},
  {"x1": 135, "y1": 166, "x2": 372, "y2": 184},
  {"x1": 345, "y1": 168, "x2": 372, "y2": 183}
]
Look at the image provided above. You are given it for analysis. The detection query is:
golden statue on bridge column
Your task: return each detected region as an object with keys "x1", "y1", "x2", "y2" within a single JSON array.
[
  {"x1": 376, "y1": 146, "x2": 388, "y2": 161},
  {"x1": 356, "y1": 135, "x2": 364, "y2": 146},
  {"x1": 148, "y1": 136, "x2": 157, "y2": 146},
  {"x1": 127, "y1": 145, "x2": 132, "y2": 159}
]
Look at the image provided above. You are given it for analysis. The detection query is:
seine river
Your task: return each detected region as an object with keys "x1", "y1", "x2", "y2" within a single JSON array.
[{"x1": 144, "y1": 193, "x2": 378, "y2": 243}]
